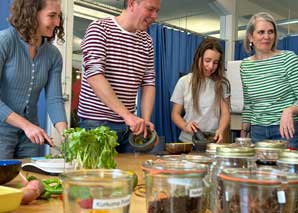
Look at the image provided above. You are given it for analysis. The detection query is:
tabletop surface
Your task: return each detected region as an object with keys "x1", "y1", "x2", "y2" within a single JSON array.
[{"x1": 7, "y1": 153, "x2": 156, "y2": 213}]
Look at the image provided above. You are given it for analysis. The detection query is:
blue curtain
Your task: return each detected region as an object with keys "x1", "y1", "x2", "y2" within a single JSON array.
[
  {"x1": 138, "y1": 24, "x2": 225, "y2": 143},
  {"x1": 278, "y1": 35, "x2": 298, "y2": 54},
  {"x1": 0, "y1": 0, "x2": 12, "y2": 30},
  {"x1": 235, "y1": 35, "x2": 298, "y2": 60}
]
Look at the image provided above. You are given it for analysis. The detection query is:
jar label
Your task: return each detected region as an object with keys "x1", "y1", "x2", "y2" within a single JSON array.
[
  {"x1": 277, "y1": 190, "x2": 286, "y2": 204},
  {"x1": 92, "y1": 195, "x2": 131, "y2": 209},
  {"x1": 189, "y1": 188, "x2": 202, "y2": 197}
]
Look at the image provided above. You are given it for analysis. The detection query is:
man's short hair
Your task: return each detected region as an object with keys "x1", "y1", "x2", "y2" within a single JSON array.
[{"x1": 123, "y1": 0, "x2": 142, "y2": 9}]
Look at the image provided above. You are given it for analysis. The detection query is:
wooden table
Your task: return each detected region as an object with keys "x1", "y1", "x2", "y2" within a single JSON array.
[{"x1": 8, "y1": 154, "x2": 156, "y2": 213}]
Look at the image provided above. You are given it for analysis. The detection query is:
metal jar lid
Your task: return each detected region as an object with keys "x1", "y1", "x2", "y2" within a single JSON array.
[
  {"x1": 235, "y1": 137, "x2": 252, "y2": 143},
  {"x1": 182, "y1": 154, "x2": 213, "y2": 164},
  {"x1": 141, "y1": 159, "x2": 207, "y2": 175},
  {"x1": 206, "y1": 143, "x2": 232, "y2": 153},
  {"x1": 216, "y1": 147, "x2": 255, "y2": 157},
  {"x1": 255, "y1": 140, "x2": 288, "y2": 150},
  {"x1": 278, "y1": 150, "x2": 298, "y2": 164}
]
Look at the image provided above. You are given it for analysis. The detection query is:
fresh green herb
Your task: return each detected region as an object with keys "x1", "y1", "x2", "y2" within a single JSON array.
[
  {"x1": 27, "y1": 175, "x2": 38, "y2": 181},
  {"x1": 62, "y1": 126, "x2": 119, "y2": 169},
  {"x1": 69, "y1": 186, "x2": 91, "y2": 200},
  {"x1": 41, "y1": 178, "x2": 63, "y2": 199},
  {"x1": 44, "y1": 153, "x2": 64, "y2": 159}
]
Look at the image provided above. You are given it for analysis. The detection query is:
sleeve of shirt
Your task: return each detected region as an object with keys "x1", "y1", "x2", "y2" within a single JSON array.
[
  {"x1": 45, "y1": 48, "x2": 67, "y2": 125},
  {"x1": 0, "y1": 30, "x2": 14, "y2": 122},
  {"x1": 81, "y1": 20, "x2": 107, "y2": 79},
  {"x1": 284, "y1": 51, "x2": 298, "y2": 106},
  {"x1": 240, "y1": 62, "x2": 252, "y2": 123},
  {"x1": 170, "y1": 76, "x2": 186, "y2": 105},
  {"x1": 141, "y1": 37, "x2": 156, "y2": 87}
]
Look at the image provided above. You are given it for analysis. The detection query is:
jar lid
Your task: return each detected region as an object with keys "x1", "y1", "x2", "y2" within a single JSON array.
[
  {"x1": 216, "y1": 147, "x2": 255, "y2": 157},
  {"x1": 219, "y1": 167, "x2": 298, "y2": 184},
  {"x1": 141, "y1": 159, "x2": 207, "y2": 175},
  {"x1": 255, "y1": 140, "x2": 288, "y2": 149},
  {"x1": 182, "y1": 154, "x2": 213, "y2": 164},
  {"x1": 235, "y1": 137, "x2": 252, "y2": 142},
  {"x1": 206, "y1": 143, "x2": 232, "y2": 153},
  {"x1": 278, "y1": 150, "x2": 298, "y2": 164}
]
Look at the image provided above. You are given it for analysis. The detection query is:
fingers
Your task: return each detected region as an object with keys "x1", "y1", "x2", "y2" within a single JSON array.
[
  {"x1": 280, "y1": 124, "x2": 294, "y2": 139},
  {"x1": 24, "y1": 124, "x2": 52, "y2": 145},
  {"x1": 280, "y1": 110, "x2": 295, "y2": 139},
  {"x1": 185, "y1": 122, "x2": 199, "y2": 134},
  {"x1": 128, "y1": 116, "x2": 145, "y2": 135}
]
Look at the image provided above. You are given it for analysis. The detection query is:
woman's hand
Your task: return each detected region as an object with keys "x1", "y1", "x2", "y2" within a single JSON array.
[
  {"x1": 23, "y1": 123, "x2": 53, "y2": 145},
  {"x1": 5, "y1": 112, "x2": 53, "y2": 145},
  {"x1": 183, "y1": 121, "x2": 199, "y2": 134},
  {"x1": 280, "y1": 107, "x2": 296, "y2": 139},
  {"x1": 241, "y1": 122, "x2": 251, "y2": 138}
]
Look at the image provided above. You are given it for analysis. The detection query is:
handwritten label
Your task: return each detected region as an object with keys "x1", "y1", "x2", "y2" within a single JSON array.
[
  {"x1": 277, "y1": 190, "x2": 286, "y2": 204},
  {"x1": 92, "y1": 195, "x2": 131, "y2": 209},
  {"x1": 189, "y1": 188, "x2": 202, "y2": 197}
]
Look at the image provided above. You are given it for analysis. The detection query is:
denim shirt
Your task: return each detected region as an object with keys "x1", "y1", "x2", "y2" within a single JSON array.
[{"x1": 0, "y1": 27, "x2": 67, "y2": 125}]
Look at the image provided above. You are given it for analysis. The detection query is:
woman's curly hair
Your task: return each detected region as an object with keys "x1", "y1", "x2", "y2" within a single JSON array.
[{"x1": 8, "y1": 0, "x2": 64, "y2": 44}]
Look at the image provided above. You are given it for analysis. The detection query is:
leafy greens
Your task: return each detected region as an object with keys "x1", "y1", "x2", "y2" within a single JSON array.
[{"x1": 62, "y1": 126, "x2": 119, "y2": 169}]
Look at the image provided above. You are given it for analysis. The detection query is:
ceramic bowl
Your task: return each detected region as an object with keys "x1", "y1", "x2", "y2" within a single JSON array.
[
  {"x1": 0, "y1": 160, "x2": 22, "y2": 184},
  {"x1": 165, "y1": 142, "x2": 193, "y2": 154},
  {"x1": 128, "y1": 129, "x2": 157, "y2": 152},
  {"x1": 0, "y1": 186, "x2": 23, "y2": 212}
]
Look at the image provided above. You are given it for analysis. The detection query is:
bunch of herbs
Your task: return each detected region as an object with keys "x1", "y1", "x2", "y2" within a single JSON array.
[{"x1": 62, "y1": 126, "x2": 118, "y2": 169}]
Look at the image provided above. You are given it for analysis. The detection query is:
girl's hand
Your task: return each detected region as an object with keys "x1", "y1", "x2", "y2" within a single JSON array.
[
  {"x1": 184, "y1": 121, "x2": 199, "y2": 134},
  {"x1": 214, "y1": 129, "x2": 223, "y2": 143}
]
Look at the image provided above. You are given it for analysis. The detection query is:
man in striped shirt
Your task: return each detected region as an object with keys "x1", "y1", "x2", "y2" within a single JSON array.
[{"x1": 78, "y1": 0, "x2": 160, "y2": 152}]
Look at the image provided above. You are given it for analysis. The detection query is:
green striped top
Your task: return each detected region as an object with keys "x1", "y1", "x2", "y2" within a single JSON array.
[{"x1": 240, "y1": 51, "x2": 298, "y2": 125}]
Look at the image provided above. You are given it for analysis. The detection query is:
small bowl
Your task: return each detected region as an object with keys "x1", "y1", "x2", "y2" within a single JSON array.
[
  {"x1": 128, "y1": 129, "x2": 157, "y2": 152},
  {"x1": 165, "y1": 142, "x2": 193, "y2": 154},
  {"x1": 0, "y1": 160, "x2": 22, "y2": 184}
]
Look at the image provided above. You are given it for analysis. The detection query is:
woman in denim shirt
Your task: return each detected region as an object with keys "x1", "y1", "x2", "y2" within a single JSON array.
[{"x1": 0, "y1": 0, "x2": 67, "y2": 158}]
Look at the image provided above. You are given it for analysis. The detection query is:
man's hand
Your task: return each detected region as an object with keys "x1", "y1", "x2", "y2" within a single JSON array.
[{"x1": 124, "y1": 113, "x2": 146, "y2": 135}]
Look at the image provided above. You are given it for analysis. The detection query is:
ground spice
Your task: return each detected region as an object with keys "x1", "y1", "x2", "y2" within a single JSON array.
[{"x1": 148, "y1": 196, "x2": 201, "y2": 213}]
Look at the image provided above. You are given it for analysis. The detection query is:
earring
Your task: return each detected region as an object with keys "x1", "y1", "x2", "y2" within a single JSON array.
[{"x1": 249, "y1": 42, "x2": 254, "y2": 51}]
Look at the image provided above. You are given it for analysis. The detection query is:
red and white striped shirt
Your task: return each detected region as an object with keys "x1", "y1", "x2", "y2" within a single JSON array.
[{"x1": 78, "y1": 17, "x2": 155, "y2": 122}]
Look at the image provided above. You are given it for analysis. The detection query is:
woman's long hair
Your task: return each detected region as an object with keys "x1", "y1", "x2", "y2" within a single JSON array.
[
  {"x1": 8, "y1": 0, "x2": 64, "y2": 44},
  {"x1": 191, "y1": 37, "x2": 230, "y2": 115}
]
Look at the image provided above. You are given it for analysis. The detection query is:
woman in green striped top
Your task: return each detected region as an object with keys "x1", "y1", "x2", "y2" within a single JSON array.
[{"x1": 240, "y1": 12, "x2": 298, "y2": 149}]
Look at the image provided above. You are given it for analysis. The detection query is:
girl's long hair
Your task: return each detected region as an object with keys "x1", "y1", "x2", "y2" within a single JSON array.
[{"x1": 191, "y1": 37, "x2": 230, "y2": 115}]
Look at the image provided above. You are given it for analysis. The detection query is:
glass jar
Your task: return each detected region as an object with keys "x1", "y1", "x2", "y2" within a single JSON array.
[
  {"x1": 277, "y1": 150, "x2": 298, "y2": 174},
  {"x1": 205, "y1": 143, "x2": 232, "y2": 159},
  {"x1": 156, "y1": 154, "x2": 182, "y2": 162},
  {"x1": 255, "y1": 140, "x2": 288, "y2": 166},
  {"x1": 182, "y1": 154, "x2": 214, "y2": 212},
  {"x1": 234, "y1": 137, "x2": 252, "y2": 147},
  {"x1": 61, "y1": 169, "x2": 133, "y2": 213},
  {"x1": 142, "y1": 160, "x2": 207, "y2": 213},
  {"x1": 219, "y1": 167, "x2": 298, "y2": 213},
  {"x1": 211, "y1": 147, "x2": 256, "y2": 213}
]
